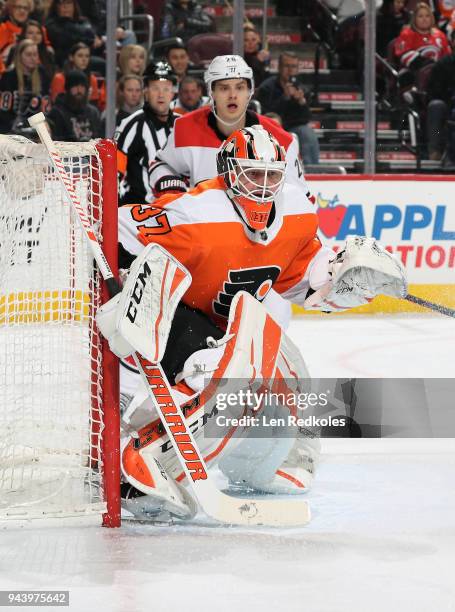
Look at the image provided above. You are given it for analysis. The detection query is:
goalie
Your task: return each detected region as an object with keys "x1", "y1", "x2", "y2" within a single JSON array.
[{"x1": 98, "y1": 125, "x2": 407, "y2": 520}]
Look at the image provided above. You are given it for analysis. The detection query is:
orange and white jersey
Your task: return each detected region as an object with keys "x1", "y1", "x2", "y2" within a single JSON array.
[
  {"x1": 149, "y1": 106, "x2": 308, "y2": 195},
  {"x1": 119, "y1": 177, "x2": 331, "y2": 330}
]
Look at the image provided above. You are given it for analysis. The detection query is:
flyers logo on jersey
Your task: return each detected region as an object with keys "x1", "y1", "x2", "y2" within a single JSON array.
[{"x1": 213, "y1": 266, "x2": 281, "y2": 318}]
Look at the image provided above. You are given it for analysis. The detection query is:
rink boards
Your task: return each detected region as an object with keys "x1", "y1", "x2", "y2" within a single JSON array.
[{"x1": 294, "y1": 174, "x2": 455, "y2": 314}]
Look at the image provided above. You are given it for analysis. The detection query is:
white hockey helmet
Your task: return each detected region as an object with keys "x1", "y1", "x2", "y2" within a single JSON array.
[
  {"x1": 204, "y1": 55, "x2": 254, "y2": 126},
  {"x1": 204, "y1": 54, "x2": 254, "y2": 92}
]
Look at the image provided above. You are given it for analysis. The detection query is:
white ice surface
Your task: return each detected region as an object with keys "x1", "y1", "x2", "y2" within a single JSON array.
[
  {"x1": 1, "y1": 314, "x2": 454, "y2": 612},
  {"x1": 288, "y1": 313, "x2": 455, "y2": 378}
]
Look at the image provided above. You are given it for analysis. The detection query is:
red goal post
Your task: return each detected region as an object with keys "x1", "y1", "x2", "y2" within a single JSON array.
[{"x1": 0, "y1": 136, "x2": 120, "y2": 527}]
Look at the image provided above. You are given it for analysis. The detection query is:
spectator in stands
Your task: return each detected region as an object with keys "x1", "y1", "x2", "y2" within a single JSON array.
[
  {"x1": 394, "y1": 3, "x2": 450, "y2": 71},
  {"x1": 73, "y1": 0, "x2": 103, "y2": 35},
  {"x1": 243, "y1": 26, "x2": 270, "y2": 87},
  {"x1": 118, "y1": 44, "x2": 146, "y2": 78},
  {"x1": 77, "y1": 0, "x2": 136, "y2": 47},
  {"x1": 15, "y1": 19, "x2": 55, "y2": 78},
  {"x1": 376, "y1": 0, "x2": 410, "y2": 57},
  {"x1": 28, "y1": 0, "x2": 54, "y2": 22},
  {"x1": 425, "y1": 40, "x2": 455, "y2": 159},
  {"x1": 256, "y1": 51, "x2": 320, "y2": 165},
  {"x1": 166, "y1": 41, "x2": 190, "y2": 83},
  {"x1": 116, "y1": 74, "x2": 143, "y2": 125},
  {"x1": 160, "y1": 0, "x2": 213, "y2": 43},
  {"x1": 0, "y1": 38, "x2": 51, "y2": 133},
  {"x1": 50, "y1": 42, "x2": 103, "y2": 109},
  {"x1": 46, "y1": 68, "x2": 102, "y2": 140},
  {"x1": 45, "y1": 0, "x2": 98, "y2": 68},
  {"x1": 171, "y1": 75, "x2": 208, "y2": 113},
  {"x1": 0, "y1": 0, "x2": 35, "y2": 73}
]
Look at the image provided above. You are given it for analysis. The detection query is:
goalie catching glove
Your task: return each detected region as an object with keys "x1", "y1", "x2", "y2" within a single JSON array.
[
  {"x1": 304, "y1": 236, "x2": 407, "y2": 312},
  {"x1": 96, "y1": 244, "x2": 192, "y2": 362}
]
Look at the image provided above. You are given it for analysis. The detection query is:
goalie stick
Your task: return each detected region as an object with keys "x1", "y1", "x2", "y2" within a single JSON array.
[
  {"x1": 28, "y1": 112, "x2": 311, "y2": 527},
  {"x1": 404, "y1": 294, "x2": 455, "y2": 318}
]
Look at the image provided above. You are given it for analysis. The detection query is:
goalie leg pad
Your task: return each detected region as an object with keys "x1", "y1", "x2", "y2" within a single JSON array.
[
  {"x1": 258, "y1": 431, "x2": 321, "y2": 494},
  {"x1": 219, "y1": 426, "x2": 320, "y2": 495},
  {"x1": 218, "y1": 427, "x2": 296, "y2": 492},
  {"x1": 176, "y1": 290, "x2": 284, "y2": 392},
  {"x1": 119, "y1": 291, "x2": 291, "y2": 493},
  {"x1": 121, "y1": 292, "x2": 316, "y2": 500},
  {"x1": 217, "y1": 308, "x2": 315, "y2": 494}
]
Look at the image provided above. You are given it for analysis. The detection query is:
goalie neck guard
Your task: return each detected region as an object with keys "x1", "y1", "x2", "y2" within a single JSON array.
[
  {"x1": 217, "y1": 125, "x2": 286, "y2": 233},
  {"x1": 204, "y1": 55, "x2": 254, "y2": 127}
]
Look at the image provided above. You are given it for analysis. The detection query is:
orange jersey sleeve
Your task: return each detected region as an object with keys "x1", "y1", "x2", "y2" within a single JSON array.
[{"x1": 274, "y1": 233, "x2": 323, "y2": 296}]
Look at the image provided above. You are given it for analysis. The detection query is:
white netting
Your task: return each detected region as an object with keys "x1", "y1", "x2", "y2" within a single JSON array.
[{"x1": 0, "y1": 135, "x2": 107, "y2": 522}]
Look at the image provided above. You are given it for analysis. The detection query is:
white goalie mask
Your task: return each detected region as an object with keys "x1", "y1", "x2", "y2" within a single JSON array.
[
  {"x1": 204, "y1": 55, "x2": 254, "y2": 126},
  {"x1": 217, "y1": 125, "x2": 287, "y2": 231}
]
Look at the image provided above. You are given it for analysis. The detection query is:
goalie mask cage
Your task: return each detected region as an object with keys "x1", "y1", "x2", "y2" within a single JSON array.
[{"x1": 0, "y1": 135, "x2": 120, "y2": 527}]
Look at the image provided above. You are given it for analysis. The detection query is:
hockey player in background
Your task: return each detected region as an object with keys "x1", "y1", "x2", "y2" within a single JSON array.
[
  {"x1": 115, "y1": 61, "x2": 179, "y2": 205},
  {"x1": 98, "y1": 125, "x2": 407, "y2": 520},
  {"x1": 149, "y1": 54, "x2": 310, "y2": 199}
]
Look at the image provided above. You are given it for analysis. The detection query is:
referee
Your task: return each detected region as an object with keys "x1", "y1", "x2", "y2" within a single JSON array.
[{"x1": 115, "y1": 61, "x2": 185, "y2": 205}]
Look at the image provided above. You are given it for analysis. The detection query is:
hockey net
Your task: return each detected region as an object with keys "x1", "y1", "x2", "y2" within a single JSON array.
[{"x1": 0, "y1": 135, "x2": 120, "y2": 526}]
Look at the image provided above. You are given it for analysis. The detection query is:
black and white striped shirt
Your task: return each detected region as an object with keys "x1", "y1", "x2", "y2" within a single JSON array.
[{"x1": 115, "y1": 103, "x2": 177, "y2": 205}]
